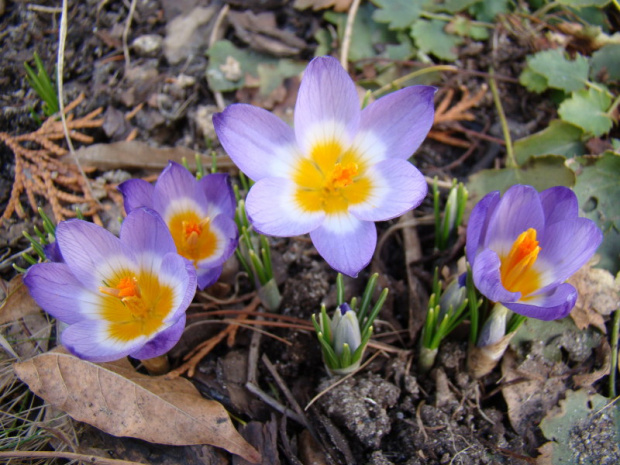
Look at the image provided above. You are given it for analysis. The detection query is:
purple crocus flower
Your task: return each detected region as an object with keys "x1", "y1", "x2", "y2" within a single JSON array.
[
  {"x1": 466, "y1": 185, "x2": 602, "y2": 321},
  {"x1": 118, "y1": 162, "x2": 238, "y2": 290},
  {"x1": 23, "y1": 208, "x2": 197, "y2": 362},
  {"x1": 213, "y1": 56, "x2": 435, "y2": 277}
]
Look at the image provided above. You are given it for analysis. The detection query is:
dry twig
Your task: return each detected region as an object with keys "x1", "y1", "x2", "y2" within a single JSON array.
[{"x1": 0, "y1": 94, "x2": 104, "y2": 224}]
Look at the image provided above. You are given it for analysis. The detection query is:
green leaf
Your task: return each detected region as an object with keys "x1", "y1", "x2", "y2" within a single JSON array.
[
  {"x1": 448, "y1": 15, "x2": 489, "y2": 40},
  {"x1": 469, "y1": 0, "x2": 510, "y2": 22},
  {"x1": 514, "y1": 120, "x2": 585, "y2": 165},
  {"x1": 411, "y1": 19, "x2": 464, "y2": 61},
  {"x1": 568, "y1": 152, "x2": 620, "y2": 273},
  {"x1": 206, "y1": 40, "x2": 275, "y2": 92},
  {"x1": 430, "y1": 0, "x2": 482, "y2": 13},
  {"x1": 257, "y1": 60, "x2": 306, "y2": 96},
  {"x1": 558, "y1": 87, "x2": 613, "y2": 137},
  {"x1": 539, "y1": 389, "x2": 620, "y2": 465},
  {"x1": 519, "y1": 67, "x2": 549, "y2": 93},
  {"x1": 526, "y1": 49, "x2": 589, "y2": 93},
  {"x1": 590, "y1": 44, "x2": 620, "y2": 82},
  {"x1": 371, "y1": 0, "x2": 423, "y2": 30},
  {"x1": 556, "y1": 0, "x2": 610, "y2": 7},
  {"x1": 467, "y1": 155, "x2": 575, "y2": 203}
]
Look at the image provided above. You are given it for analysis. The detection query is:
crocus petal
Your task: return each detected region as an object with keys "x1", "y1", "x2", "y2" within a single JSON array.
[
  {"x1": 159, "y1": 252, "x2": 196, "y2": 321},
  {"x1": 539, "y1": 186, "x2": 579, "y2": 226},
  {"x1": 199, "y1": 173, "x2": 236, "y2": 218},
  {"x1": 120, "y1": 208, "x2": 177, "y2": 257},
  {"x1": 61, "y1": 319, "x2": 144, "y2": 363},
  {"x1": 294, "y1": 56, "x2": 360, "y2": 155},
  {"x1": 213, "y1": 104, "x2": 299, "y2": 180},
  {"x1": 197, "y1": 265, "x2": 223, "y2": 290},
  {"x1": 465, "y1": 190, "x2": 501, "y2": 265},
  {"x1": 24, "y1": 263, "x2": 95, "y2": 324},
  {"x1": 349, "y1": 158, "x2": 427, "y2": 222},
  {"x1": 195, "y1": 214, "x2": 238, "y2": 269},
  {"x1": 118, "y1": 178, "x2": 155, "y2": 214},
  {"x1": 472, "y1": 248, "x2": 521, "y2": 303},
  {"x1": 246, "y1": 178, "x2": 325, "y2": 236},
  {"x1": 129, "y1": 314, "x2": 186, "y2": 360},
  {"x1": 310, "y1": 215, "x2": 376, "y2": 277},
  {"x1": 538, "y1": 218, "x2": 603, "y2": 285},
  {"x1": 505, "y1": 283, "x2": 577, "y2": 321},
  {"x1": 56, "y1": 220, "x2": 137, "y2": 290},
  {"x1": 43, "y1": 241, "x2": 63, "y2": 263},
  {"x1": 354, "y1": 86, "x2": 436, "y2": 164},
  {"x1": 153, "y1": 162, "x2": 207, "y2": 215},
  {"x1": 485, "y1": 185, "x2": 545, "y2": 256}
]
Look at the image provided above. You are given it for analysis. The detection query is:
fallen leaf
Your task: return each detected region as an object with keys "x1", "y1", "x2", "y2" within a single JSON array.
[
  {"x1": 0, "y1": 274, "x2": 41, "y2": 325},
  {"x1": 14, "y1": 348, "x2": 261, "y2": 463},
  {"x1": 568, "y1": 261, "x2": 620, "y2": 332},
  {"x1": 294, "y1": 0, "x2": 353, "y2": 12},
  {"x1": 68, "y1": 141, "x2": 237, "y2": 172}
]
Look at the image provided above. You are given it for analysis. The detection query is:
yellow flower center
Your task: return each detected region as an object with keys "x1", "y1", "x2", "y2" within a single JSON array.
[
  {"x1": 293, "y1": 140, "x2": 372, "y2": 215},
  {"x1": 99, "y1": 271, "x2": 174, "y2": 342},
  {"x1": 168, "y1": 211, "x2": 217, "y2": 265},
  {"x1": 499, "y1": 228, "x2": 542, "y2": 298}
]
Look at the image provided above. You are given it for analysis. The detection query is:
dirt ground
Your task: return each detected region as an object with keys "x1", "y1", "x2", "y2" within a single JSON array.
[{"x1": 1, "y1": 1, "x2": 618, "y2": 464}]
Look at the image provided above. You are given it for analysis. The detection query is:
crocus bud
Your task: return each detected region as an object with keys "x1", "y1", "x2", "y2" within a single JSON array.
[
  {"x1": 332, "y1": 303, "x2": 362, "y2": 357},
  {"x1": 439, "y1": 279, "x2": 467, "y2": 319}
]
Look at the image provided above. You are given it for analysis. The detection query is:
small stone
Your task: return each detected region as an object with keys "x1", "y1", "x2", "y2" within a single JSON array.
[
  {"x1": 132, "y1": 34, "x2": 163, "y2": 57},
  {"x1": 191, "y1": 105, "x2": 219, "y2": 142}
]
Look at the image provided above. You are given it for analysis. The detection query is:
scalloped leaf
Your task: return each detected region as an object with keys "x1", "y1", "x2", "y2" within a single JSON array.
[
  {"x1": 514, "y1": 120, "x2": 585, "y2": 165},
  {"x1": 411, "y1": 19, "x2": 464, "y2": 61},
  {"x1": 371, "y1": 0, "x2": 422, "y2": 30},
  {"x1": 525, "y1": 49, "x2": 589, "y2": 93},
  {"x1": 558, "y1": 87, "x2": 613, "y2": 137}
]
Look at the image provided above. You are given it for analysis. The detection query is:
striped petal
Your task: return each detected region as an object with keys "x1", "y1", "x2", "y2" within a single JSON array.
[
  {"x1": 539, "y1": 186, "x2": 579, "y2": 226},
  {"x1": 472, "y1": 248, "x2": 521, "y2": 303},
  {"x1": 505, "y1": 283, "x2": 577, "y2": 321},
  {"x1": 310, "y1": 215, "x2": 376, "y2": 277},
  {"x1": 199, "y1": 173, "x2": 236, "y2": 218},
  {"x1": 354, "y1": 86, "x2": 436, "y2": 164},
  {"x1": 349, "y1": 158, "x2": 427, "y2": 222},
  {"x1": 213, "y1": 104, "x2": 299, "y2": 180},
  {"x1": 120, "y1": 208, "x2": 177, "y2": 258},
  {"x1": 197, "y1": 265, "x2": 224, "y2": 290},
  {"x1": 159, "y1": 252, "x2": 196, "y2": 321},
  {"x1": 118, "y1": 178, "x2": 154, "y2": 214},
  {"x1": 466, "y1": 190, "x2": 501, "y2": 265},
  {"x1": 195, "y1": 214, "x2": 238, "y2": 269},
  {"x1": 129, "y1": 314, "x2": 186, "y2": 360},
  {"x1": 56, "y1": 219, "x2": 137, "y2": 291},
  {"x1": 153, "y1": 162, "x2": 207, "y2": 216},
  {"x1": 294, "y1": 56, "x2": 360, "y2": 155},
  {"x1": 24, "y1": 263, "x2": 94, "y2": 324},
  {"x1": 246, "y1": 177, "x2": 325, "y2": 236},
  {"x1": 485, "y1": 185, "x2": 545, "y2": 256}
]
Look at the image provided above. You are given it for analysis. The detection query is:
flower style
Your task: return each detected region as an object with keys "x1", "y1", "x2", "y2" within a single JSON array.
[
  {"x1": 119, "y1": 162, "x2": 238, "y2": 289},
  {"x1": 213, "y1": 56, "x2": 435, "y2": 277},
  {"x1": 24, "y1": 208, "x2": 197, "y2": 362},
  {"x1": 466, "y1": 185, "x2": 602, "y2": 321}
]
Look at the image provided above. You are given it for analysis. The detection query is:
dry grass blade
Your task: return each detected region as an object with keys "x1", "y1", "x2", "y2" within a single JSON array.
[
  {"x1": 0, "y1": 94, "x2": 104, "y2": 225},
  {"x1": 14, "y1": 348, "x2": 261, "y2": 463}
]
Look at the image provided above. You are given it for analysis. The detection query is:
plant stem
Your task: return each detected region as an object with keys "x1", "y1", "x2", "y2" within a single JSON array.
[
  {"x1": 489, "y1": 67, "x2": 516, "y2": 168},
  {"x1": 372, "y1": 65, "x2": 457, "y2": 98}
]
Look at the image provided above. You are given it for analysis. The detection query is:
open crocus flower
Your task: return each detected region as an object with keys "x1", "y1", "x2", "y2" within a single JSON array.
[
  {"x1": 466, "y1": 185, "x2": 602, "y2": 321},
  {"x1": 23, "y1": 208, "x2": 197, "y2": 362},
  {"x1": 118, "y1": 162, "x2": 238, "y2": 289},
  {"x1": 213, "y1": 55, "x2": 435, "y2": 277}
]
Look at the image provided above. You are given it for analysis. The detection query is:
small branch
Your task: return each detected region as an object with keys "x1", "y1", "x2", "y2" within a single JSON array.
[
  {"x1": 122, "y1": 0, "x2": 138, "y2": 70},
  {"x1": 340, "y1": 0, "x2": 361, "y2": 68}
]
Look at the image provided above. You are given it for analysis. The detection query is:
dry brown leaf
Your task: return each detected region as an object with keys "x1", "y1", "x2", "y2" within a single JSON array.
[
  {"x1": 293, "y1": 0, "x2": 353, "y2": 12},
  {"x1": 70, "y1": 141, "x2": 237, "y2": 172},
  {"x1": 0, "y1": 274, "x2": 41, "y2": 325},
  {"x1": 568, "y1": 262, "x2": 620, "y2": 333},
  {"x1": 14, "y1": 348, "x2": 261, "y2": 463},
  {"x1": 500, "y1": 350, "x2": 568, "y2": 441}
]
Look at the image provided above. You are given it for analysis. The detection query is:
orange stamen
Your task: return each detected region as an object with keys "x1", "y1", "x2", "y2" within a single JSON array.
[
  {"x1": 99, "y1": 276, "x2": 140, "y2": 299},
  {"x1": 328, "y1": 162, "x2": 358, "y2": 190},
  {"x1": 500, "y1": 228, "x2": 541, "y2": 295}
]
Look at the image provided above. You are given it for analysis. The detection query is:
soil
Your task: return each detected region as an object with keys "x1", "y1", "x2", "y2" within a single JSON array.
[{"x1": 0, "y1": 1, "x2": 617, "y2": 465}]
